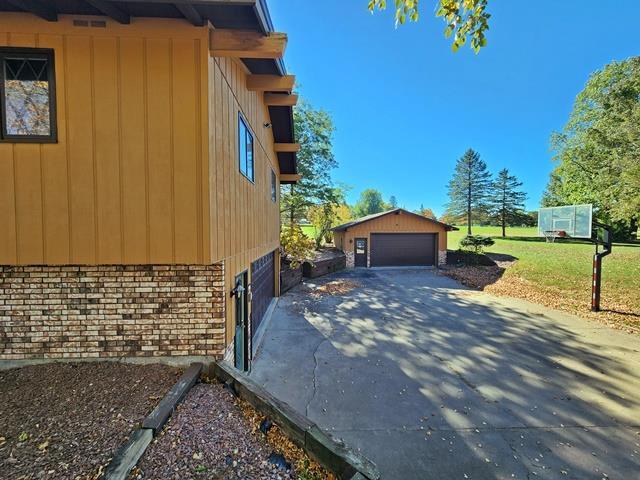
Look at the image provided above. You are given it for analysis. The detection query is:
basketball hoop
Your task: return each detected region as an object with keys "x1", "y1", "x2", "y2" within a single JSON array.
[
  {"x1": 543, "y1": 230, "x2": 567, "y2": 243},
  {"x1": 537, "y1": 205, "x2": 612, "y2": 312}
]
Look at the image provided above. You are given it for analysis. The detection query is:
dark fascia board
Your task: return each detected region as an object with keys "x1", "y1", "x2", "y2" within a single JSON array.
[
  {"x1": 332, "y1": 208, "x2": 459, "y2": 232},
  {"x1": 254, "y1": 0, "x2": 286, "y2": 74}
]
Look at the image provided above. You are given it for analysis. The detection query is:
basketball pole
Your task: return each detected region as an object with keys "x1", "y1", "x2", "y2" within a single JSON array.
[
  {"x1": 591, "y1": 249, "x2": 602, "y2": 312},
  {"x1": 591, "y1": 222, "x2": 612, "y2": 312}
]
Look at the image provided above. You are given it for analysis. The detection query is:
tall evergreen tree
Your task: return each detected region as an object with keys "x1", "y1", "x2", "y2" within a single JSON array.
[
  {"x1": 490, "y1": 168, "x2": 527, "y2": 237},
  {"x1": 445, "y1": 149, "x2": 492, "y2": 235}
]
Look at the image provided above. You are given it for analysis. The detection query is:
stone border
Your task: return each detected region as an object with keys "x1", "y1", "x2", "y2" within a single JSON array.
[
  {"x1": 0, "y1": 355, "x2": 215, "y2": 371},
  {"x1": 213, "y1": 361, "x2": 380, "y2": 480},
  {"x1": 104, "y1": 363, "x2": 203, "y2": 480}
]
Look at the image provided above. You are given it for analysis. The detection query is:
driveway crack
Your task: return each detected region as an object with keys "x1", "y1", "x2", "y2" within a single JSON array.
[{"x1": 305, "y1": 337, "x2": 327, "y2": 417}]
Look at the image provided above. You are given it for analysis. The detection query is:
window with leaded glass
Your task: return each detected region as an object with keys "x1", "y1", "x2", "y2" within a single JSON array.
[
  {"x1": 0, "y1": 48, "x2": 56, "y2": 143},
  {"x1": 238, "y1": 113, "x2": 254, "y2": 182}
]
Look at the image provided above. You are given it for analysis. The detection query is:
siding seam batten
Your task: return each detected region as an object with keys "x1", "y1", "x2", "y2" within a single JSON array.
[
  {"x1": 142, "y1": 38, "x2": 150, "y2": 263},
  {"x1": 116, "y1": 36, "x2": 125, "y2": 262},
  {"x1": 169, "y1": 38, "x2": 176, "y2": 264},
  {"x1": 90, "y1": 36, "x2": 99, "y2": 263}
]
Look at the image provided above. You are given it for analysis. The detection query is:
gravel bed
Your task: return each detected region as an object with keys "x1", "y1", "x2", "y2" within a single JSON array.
[
  {"x1": 0, "y1": 362, "x2": 181, "y2": 480},
  {"x1": 135, "y1": 383, "x2": 300, "y2": 480}
]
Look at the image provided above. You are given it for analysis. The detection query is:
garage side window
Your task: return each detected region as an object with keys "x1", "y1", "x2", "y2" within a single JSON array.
[
  {"x1": 0, "y1": 48, "x2": 57, "y2": 143},
  {"x1": 238, "y1": 113, "x2": 254, "y2": 182}
]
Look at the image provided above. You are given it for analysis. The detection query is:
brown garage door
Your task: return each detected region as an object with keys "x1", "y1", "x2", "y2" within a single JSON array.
[
  {"x1": 250, "y1": 251, "x2": 275, "y2": 341},
  {"x1": 370, "y1": 233, "x2": 436, "y2": 267}
]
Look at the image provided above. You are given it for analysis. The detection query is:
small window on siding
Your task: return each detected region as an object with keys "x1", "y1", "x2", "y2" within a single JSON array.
[
  {"x1": 238, "y1": 113, "x2": 254, "y2": 182},
  {"x1": 271, "y1": 169, "x2": 277, "y2": 202},
  {"x1": 0, "y1": 48, "x2": 57, "y2": 143}
]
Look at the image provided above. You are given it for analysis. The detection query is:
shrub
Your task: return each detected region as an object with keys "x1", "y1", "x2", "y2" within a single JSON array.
[
  {"x1": 459, "y1": 235, "x2": 495, "y2": 254},
  {"x1": 280, "y1": 223, "x2": 315, "y2": 269}
]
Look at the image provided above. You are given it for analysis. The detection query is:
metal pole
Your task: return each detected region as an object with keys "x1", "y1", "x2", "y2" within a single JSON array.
[
  {"x1": 591, "y1": 252, "x2": 602, "y2": 312},
  {"x1": 590, "y1": 222, "x2": 612, "y2": 312}
]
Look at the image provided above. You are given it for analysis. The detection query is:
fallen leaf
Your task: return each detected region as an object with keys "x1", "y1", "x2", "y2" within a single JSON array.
[
  {"x1": 18, "y1": 432, "x2": 29, "y2": 442},
  {"x1": 37, "y1": 440, "x2": 49, "y2": 451}
]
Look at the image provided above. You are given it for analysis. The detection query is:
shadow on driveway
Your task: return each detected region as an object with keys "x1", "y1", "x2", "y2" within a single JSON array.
[{"x1": 251, "y1": 268, "x2": 640, "y2": 479}]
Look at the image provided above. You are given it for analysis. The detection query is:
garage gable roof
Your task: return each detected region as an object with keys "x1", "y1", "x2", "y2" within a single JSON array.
[{"x1": 331, "y1": 208, "x2": 458, "y2": 232}]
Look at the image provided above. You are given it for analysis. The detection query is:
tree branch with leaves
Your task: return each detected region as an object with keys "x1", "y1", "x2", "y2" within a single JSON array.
[{"x1": 368, "y1": 0, "x2": 490, "y2": 53}]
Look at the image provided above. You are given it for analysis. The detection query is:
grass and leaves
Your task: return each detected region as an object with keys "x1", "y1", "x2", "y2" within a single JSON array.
[{"x1": 448, "y1": 225, "x2": 640, "y2": 332}]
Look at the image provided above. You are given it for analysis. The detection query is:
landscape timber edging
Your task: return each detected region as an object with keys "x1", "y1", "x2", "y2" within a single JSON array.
[
  {"x1": 213, "y1": 361, "x2": 380, "y2": 480},
  {"x1": 104, "y1": 362, "x2": 203, "y2": 480},
  {"x1": 142, "y1": 363, "x2": 203, "y2": 433}
]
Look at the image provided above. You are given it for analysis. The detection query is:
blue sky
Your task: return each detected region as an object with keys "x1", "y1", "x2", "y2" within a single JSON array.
[{"x1": 269, "y1": 1, "x2": 640, "y2": 216}]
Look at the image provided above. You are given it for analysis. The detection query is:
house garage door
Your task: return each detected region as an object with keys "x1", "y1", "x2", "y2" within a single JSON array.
[
  {"x1": 370, "y1": 233, "x2": 436, "y2": 267},
  {"x1": 250, "y1": 251, "x2": 275, "y2": 341}
]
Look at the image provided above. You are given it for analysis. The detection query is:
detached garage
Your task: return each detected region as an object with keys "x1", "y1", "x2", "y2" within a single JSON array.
[{"x1": 332, "y1": 209, "x2": 457, "y2": 268}]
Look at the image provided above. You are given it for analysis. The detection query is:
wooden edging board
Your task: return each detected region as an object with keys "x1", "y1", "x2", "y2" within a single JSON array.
[
  {"x1": 213, "y1": 361, "x2": 380, "y2": 480},
  {"x1": 104, "y1": 362, "x2": 203, "y2": 480}
]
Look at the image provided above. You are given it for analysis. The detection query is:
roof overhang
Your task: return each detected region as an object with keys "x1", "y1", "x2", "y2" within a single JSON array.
[
  {"x1": 332, "y1": 208, "x2": 458, "y2": 232},
  {"x1": 0, "y1": 0, "x2": 298, "y2": 176}
]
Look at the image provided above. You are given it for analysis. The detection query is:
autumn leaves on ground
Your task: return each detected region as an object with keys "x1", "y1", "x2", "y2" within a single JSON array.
[{"x1": 444, "y1": 226, "x2": 640, "y2": 333}]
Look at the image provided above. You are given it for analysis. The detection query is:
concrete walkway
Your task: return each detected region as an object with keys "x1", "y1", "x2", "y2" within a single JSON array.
[{"x1": 250, "y1": 269, "x2": 640, "y2": 480}]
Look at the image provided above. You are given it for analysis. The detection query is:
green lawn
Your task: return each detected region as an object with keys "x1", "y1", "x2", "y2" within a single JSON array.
[
  {"x1": 448, "y1": 225, "x2": 640, "y2": 329},
  {"x1": 447, "y1": 225, "x2": 538, "y2": 248},
  {"x1": 300, "y1": 224, "x2": 317, "y2": 238}
]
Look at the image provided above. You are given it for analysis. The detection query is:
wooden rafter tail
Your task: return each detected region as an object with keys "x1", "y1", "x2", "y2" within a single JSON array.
[
  {"x1": 274, "y1": 143, "x2": 300, "y2": 153},
  {"x1": 264, "y1": 93, "x2": 298, "y2": 106},
  {"x1": 210, "y1": 29, "x2": 287, "y2": 59},
  {"x1": 246, "y1": 74, "x2": 295, "y2": 92},
  {"x1": 280, "y1": 174, "x2": 301, "y2": 184}
]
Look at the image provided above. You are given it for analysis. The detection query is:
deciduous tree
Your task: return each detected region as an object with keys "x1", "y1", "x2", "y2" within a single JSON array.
[
  {"x1": 416, "y1": 205, "x2": 437, "y2": 220},
  {"x1": 280, "y1": 224, "x2": 315, "y2": 269},
  {"x1": 353, "y1": 189, "x2": 388, "y2": 218},
  {"x1": 367, "y1": 0, "x2": 490, "y2": 53},
  {"x1": 281, "y1": 100, "x2": 338, "y2": 225},
  {"x1": 543, "y1": 56, "x2": 640, "y2": 238}
]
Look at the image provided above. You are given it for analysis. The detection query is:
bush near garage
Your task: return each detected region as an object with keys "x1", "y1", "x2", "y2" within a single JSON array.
[{"x1": 459, "y1": 235, "x2": 495, "y2": 254}]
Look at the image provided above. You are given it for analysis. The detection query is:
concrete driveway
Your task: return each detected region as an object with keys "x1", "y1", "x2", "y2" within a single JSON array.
[{"x1": 250, "y1": 269, "x2": 640, "y2": 480}]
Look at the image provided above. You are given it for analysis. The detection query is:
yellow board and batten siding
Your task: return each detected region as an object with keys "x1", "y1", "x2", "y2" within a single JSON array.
[
  {"x1": 0, "y1": 15, "x2": 283, "y2": 347},
  {"x1": 208, "y1": 56, "x2": 282, "y2": 345},
  {"x1": 335, "y1": 212, "x2": 449, "y2": 252}
]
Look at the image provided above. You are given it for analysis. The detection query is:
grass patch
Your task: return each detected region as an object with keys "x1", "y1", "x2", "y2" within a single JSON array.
[
  {"x1": 447, "y1": 225, "x2": 640, "y2": 332},
  {"x1": 300, "y1": 224, "x2": 317, "y2": 239},
  {"x1": 448, "y1": 225, "x2": 538, "y2": 248}
]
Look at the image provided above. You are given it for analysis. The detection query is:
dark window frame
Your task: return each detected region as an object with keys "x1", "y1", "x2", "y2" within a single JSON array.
[
  {"x1": 0, "y1": 47, "x2": 58, "y2": 144},
  {"x1": 270, "y1": 169, "x2": 277, "y2": 202},
  {"x1": 238, "y1": 112, "x2": 254, "y2": 183}
]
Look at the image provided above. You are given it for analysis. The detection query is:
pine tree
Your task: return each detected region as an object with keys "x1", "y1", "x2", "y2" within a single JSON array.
[
  {"x1": 445, "y1": 149, "x2": 492, "y2": 235},
  {"x1": 490, "y1": 169, "x2": 527, "y2": 237}
]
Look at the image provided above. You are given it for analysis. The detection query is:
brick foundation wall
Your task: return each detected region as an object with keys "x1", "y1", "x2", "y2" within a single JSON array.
[{"x1": 0, "y1": 264, "x2": 226, "y2": 361}]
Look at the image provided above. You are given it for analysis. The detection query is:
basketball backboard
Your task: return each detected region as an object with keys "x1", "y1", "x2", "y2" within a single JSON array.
[{"x1": 538, "y1": 204, "x2": 592, "y2": 238}]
